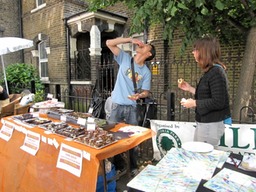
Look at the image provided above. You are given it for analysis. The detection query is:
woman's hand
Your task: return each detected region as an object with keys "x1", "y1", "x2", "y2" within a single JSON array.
[
  {"x1": 180, "y1": 98, "x2": 196, "y2": 108},
  {"x1": 178, "y1": 80, "x2": 195, "y2": 94}
]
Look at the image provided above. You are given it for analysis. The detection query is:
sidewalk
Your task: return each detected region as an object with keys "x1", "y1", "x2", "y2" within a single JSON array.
[{"x1": 116, "y1": 139, "x2": 154, "y2": 192}]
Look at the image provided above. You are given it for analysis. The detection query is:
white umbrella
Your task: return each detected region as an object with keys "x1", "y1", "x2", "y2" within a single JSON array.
[{"x1": 0, "y1": 37, "x2": 33, "y2": 94}]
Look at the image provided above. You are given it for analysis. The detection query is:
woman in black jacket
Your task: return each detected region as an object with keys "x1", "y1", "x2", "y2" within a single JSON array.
[
  {"x1": 0, "y1": 85, "x2": 9, "y2": 111},
  {"x1": 178, "y1": 36, "x2": 231, "y2": 146}
]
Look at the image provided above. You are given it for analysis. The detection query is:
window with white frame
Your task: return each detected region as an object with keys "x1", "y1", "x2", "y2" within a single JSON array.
[
  {"x1": 38, "y1": 41, "x2": 49, "y2": 81},
  {"x1": 36, "y1": 0, "x2": 45, "y2": 7},
  {"x1": 31, "y1": 0, "x2": 46, "y2": 12}
]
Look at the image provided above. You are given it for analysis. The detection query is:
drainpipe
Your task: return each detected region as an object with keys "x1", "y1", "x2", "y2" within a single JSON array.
[
  {"x1": 0, "y1": 27, "x2": 4, "y2": 37},
  {"x1": 18, "y1": 0, "x2": 24, "y2": 62},
  {"x1": 64, "y1": 18, "x2": 72, "y2": 96},
  {"x1": 144, "y1": 18, "x2": 148, "y2": 44},
  {"x1": 144, "y1": 17, "x2": 149, "y2": 68}
]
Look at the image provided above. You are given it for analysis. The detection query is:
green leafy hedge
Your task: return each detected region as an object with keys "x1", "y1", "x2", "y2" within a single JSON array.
[{"x1": 0, "y1": 63, "x2": 44, "y2": 101}]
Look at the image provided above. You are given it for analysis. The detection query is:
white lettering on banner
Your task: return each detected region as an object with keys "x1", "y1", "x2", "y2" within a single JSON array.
[{"x1": 150, "y1": 120, "x2": 256, "y2": 161}]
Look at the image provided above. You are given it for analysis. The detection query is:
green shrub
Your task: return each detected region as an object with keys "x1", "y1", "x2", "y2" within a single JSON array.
[{"x1": 0, "y1": 63, "x2": 44, "y2": 101}]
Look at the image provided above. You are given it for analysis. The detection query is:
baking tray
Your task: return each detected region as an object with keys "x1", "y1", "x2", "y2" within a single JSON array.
[
  {"x1": 47, "y1": 111, "x2": 117, "y2": 130},
  {"x1": 39, "y1": 122, "x2": 70, "y2": 131},
  {"x1": 73, "y1": 128, "x2": 117, "y2": 149},
  {"x1": 12, "y1": 113, "x2": 34, "y2": 121},
  {"x1": 47, "y1": 111, "x2": 61, "y2": 120},
  {"x1": 23, "y1": 118, "x2": 52, "y2": 126},
  {"x1": 39, "y1": 122, "x2": 85, "y2": 138},
  {"x1": 54, "y1": 127, "x2": 86, "y2": 138},
  {"x1": 74, "y1": 136, "x2": 117, "y2": 149}
]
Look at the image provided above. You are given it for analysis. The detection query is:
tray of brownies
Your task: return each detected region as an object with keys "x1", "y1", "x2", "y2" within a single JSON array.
[
  {"x1": 74, "y1": 128, "x2": 117, "y2": 149},
  {"x1": 40, "y1": 122, "x2": 117, "y2": 149}
]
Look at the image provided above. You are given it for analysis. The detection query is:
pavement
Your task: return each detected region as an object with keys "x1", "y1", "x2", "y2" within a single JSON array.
[
  {"x1": 116, "y1": 175, "x2": 131, "y2": 192},
  {"x1": 96, "y1": 137, "x2": 155, "y2": 191},
  {"x1": 115, "y1": 139, "x2": 155, "y2": 192}
]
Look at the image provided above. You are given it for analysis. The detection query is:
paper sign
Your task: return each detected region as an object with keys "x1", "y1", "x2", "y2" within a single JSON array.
[
  {"x1": 60, "y1": 115, "x2": 67, "y2": 122},
  {"x1": 48, "y1": 138, "x2": 53, "y2": 145},
  {"x1": 88, "y1": 107, "x2": 93, "y2": 114},
  {"x1": 1, "y1": 120, "x2": 15, "y2": 128},
  {"x1": 56, "y1": 143, "x2": 83, "y2": 177},
  {"x1": 87, "y1": 123, "x2": 96, "y2": 131},
  {"x1": 14, "y1": 125, "x2": 22, "y2": 132},
  {"x1": 57, "y1": 102, "x2": 65, "y2": 108},
  {"x1": 21, "y1": 127, "x2": 28, "y2": 134},
  {"x1": 87, "y1": 117, "x2": 95, "y2": 123},
  {"x1": 41, "y1": 135, "x2": 47, "y2": 143},
  {"x1": 47, "y1": 93, "x2": 53, "y2": 99},
  {"x1": 0, "y1": 123, "x2": 14, "y2": 141},
  {"x1": 20, "y1": 130, "x2": 40, "y2": 156},
  {"x1": 52, "y1": 98, "x2": 58, "y2": 103},
  {"x1": 33, "y1": 112, "x2": 39, "y2": 117},
  {"x1": 77, "y1": 117, "x2": 86, "y2": 126},
  {"x1": 83, "y1": 150, "x2": 91, "y2": 161},
  {"x1": 53, "y1": 138, "x2": 59, "y2": 149}
]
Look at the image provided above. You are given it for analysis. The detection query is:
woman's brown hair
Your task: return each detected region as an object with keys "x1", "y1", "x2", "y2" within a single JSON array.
[{"x1": 193, "y1": 36, "x2": 226, "y2": 72}]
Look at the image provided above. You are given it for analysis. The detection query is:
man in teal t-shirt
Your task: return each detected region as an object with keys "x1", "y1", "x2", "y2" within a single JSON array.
[{"x1": 106, "y1": 37, "x2": 156, "y2": 172}]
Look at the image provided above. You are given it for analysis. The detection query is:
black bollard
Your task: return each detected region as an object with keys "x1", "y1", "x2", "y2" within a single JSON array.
[{"x1": 167, "y1": 92, "x2": 175, "y2": 121}]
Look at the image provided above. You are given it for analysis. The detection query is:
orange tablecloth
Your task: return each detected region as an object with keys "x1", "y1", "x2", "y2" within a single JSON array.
[{"x1": 0, "y1": 115, "x2": 154, "y2": 192}]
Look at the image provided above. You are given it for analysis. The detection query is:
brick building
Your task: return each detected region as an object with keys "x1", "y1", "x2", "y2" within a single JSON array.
[{"x1": 21, "y1": 0, "x2": 141, "y2": 97}]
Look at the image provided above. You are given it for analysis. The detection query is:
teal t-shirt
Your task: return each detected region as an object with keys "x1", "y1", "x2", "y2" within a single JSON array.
[{"x1": 112, "y1": 50, "x2": 151, "y2": 106}]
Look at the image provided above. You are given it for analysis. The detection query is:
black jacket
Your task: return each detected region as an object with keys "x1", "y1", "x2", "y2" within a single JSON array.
[
  {"x1": 195, "y1": 66, "x2": 231, "y2": 122},
  {"x1": 0, "y1": 89, "x2": 9, "y2": 100}
]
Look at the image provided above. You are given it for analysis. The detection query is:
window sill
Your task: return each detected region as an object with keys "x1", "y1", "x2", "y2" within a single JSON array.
[
  {"x1": 31, "y1": 3, "x2": 46, "y2": 13},
  {"x1": 41, "y1": 77, "x2": 50, "y2": 83},
  {"x1": 70, "y1": 81, "x2": 92, "y2": 85}
]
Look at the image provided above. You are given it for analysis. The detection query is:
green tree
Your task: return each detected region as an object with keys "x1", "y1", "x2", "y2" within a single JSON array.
[{"x1": 87, "y1": 0, "x2": 256, "y2": 121}]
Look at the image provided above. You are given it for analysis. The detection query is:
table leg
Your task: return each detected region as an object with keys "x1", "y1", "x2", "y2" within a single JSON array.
[
  {"x1": 126, "y1": 150, "x2": 131, "y2": 178},
  {"x1": 101, "y1": 160, "x2": 108, "y2": 192},
  {"x1": 101, "y1": 150, "x2": 131, "y2": 192}
]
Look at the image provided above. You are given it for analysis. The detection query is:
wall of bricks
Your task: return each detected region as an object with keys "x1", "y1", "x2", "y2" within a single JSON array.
[
  {"x1": 146, "y1": 25, "x2": 246, "y2": 120},
  {"x1": 104, "y1": 2, "x2": 137, "y2": 37},
  {"x1": 0, "y1": 0, "x2": 22, "y2": 67}
]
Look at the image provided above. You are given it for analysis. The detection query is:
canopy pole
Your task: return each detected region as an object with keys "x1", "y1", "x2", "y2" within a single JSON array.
[{"x1": 0, "y1": 55, "x2": 9, "y2": 95}]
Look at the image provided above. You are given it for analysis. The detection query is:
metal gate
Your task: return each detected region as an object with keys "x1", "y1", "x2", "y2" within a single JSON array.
[{"x1": 62, "y1": 44, "x2": 256, "y2": 123}]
